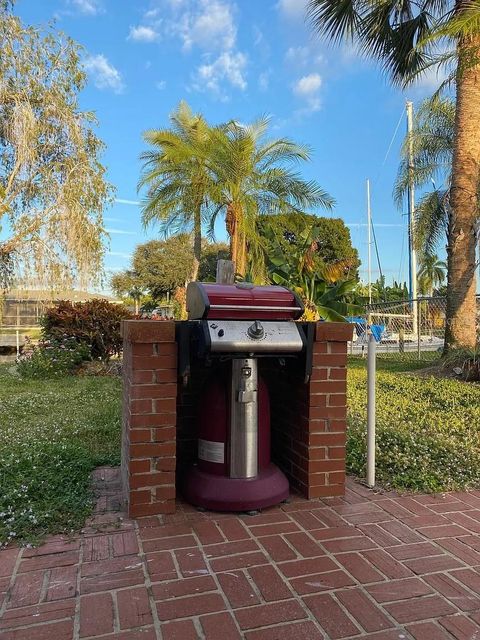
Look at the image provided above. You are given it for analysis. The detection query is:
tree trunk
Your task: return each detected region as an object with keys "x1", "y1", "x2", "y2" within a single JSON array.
[
  {"x1": 445, "y1": 31, "x2": 480, "y2": 351},
  {"x1": 191, "y1": 205, "x2": 202, "y2": 282},
  {"x1": 226, "y1": 202, "x2": 238, "y2": 273}
]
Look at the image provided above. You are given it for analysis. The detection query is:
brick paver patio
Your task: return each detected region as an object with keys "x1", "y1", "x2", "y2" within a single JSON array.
[{"x1": 2, "y1": 471, "x2": 480, "y2": 639}]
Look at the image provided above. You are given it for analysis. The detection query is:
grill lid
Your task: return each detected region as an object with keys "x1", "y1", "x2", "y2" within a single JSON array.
[{"x1": 186, "y1": 282, "x2": 304, "y2": 320}]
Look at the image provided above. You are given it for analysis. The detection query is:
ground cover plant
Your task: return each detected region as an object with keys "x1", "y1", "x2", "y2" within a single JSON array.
[
  {"x1": 347, "y1": 355, "x2": 480, "y2": 492},
  {"x1": 0, "y1": 365, "x2": 121, "y2": 546}
]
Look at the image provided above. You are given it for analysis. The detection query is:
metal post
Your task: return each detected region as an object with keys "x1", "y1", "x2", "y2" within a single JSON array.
[
  {"x1": 16, "y1": 329, "x2": 20, "y2": 357},
  {"x1": 367, "y1": 334, "x2": 376, "y2": 488}
]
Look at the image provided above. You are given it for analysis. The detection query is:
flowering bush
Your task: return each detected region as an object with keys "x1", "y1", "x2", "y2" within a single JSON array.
[
  {"x1": 41, "y1": 299, "x2": 133, "y2": 361},
  {"x1": 17, "y1": 336, "x2": 90, "y2": 379}
]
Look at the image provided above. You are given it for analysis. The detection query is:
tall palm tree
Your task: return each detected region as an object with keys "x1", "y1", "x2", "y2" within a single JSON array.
[
  {"x1": 308, "y1": 0, "x2": 480, "y2": 350},
  {"x1": 206, "y1": 118, "x2": 334, "y2": 279},
  {"x1": 139, "y1": 101, "x2": 213, "y2": 282},
  {"x1": 395, "y1": 96, "x2": 457, "y2": 257},
  {"x1": 418, "y1": 254, "x2": 447, "y2": 295}
]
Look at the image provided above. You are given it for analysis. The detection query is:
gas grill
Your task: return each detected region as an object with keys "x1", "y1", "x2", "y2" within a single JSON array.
[{"x1": 180, "y1": 282, "x2": 313, "y2": 513}]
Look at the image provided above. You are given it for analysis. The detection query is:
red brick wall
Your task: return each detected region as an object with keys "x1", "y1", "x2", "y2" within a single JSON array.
[
  {"x1": 266, "y1": 322, "x2": 353, "y2": 499},
  {"x1": 121, "y1": 320, "x2": 352, "y2": 516},
  {"x1": 121, "y1": 321, "x2": 177, "y2": 518}
]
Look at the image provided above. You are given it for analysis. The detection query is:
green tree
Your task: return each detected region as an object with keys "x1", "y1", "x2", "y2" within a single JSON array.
[
  {"x1": 207, "y1": 118, "x2": 334, "y2": 278},
  {"x1": 258, "y1": 213, "x2": 360, "y2": 280},
  {"x1": 132, "y1": 235, "x2": 194, "y2": 300},
  {"x1": 139, "y1": 102, "x2": 213, "y2": 283},
  {"x1": 110, "y1": 271, "x2": 145, "y2": 314},
  {"x1": 112, "y1": 237, "x2": 230, "y2": 304},
  {"x1": 198, "y1": 242, "x2": 230, "y2": 281},
  {"x1": 308, "y1": 0, "x2": 480, "y2": 350},
  {"x1": 418, "y1": 254, "x2": 447, "y2": 296},
  {"x1": 0, "y1": 3, "x2": 113, "y2": 289}
]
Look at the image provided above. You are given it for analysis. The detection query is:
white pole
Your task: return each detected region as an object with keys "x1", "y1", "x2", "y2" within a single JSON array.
[
  {"x1": 16, "y1": 329, "x2": 20, "y2": 357},
  {"x1": 367, "y1": 179, "x2": 372, "y2": 306},
  {"x1": 406, "y1": 101, "x2": 418, "y2": 335},
  {"x1": 367, "y1": 333, "x2": 376, "y2": 488}
]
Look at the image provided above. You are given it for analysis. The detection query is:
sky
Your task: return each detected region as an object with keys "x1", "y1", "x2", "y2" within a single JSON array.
[{"x1": 16, "y1": 0, "x2": 447, "y2": 291}]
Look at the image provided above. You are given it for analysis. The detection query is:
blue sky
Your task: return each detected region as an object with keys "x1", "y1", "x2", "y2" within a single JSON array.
[{"x1": 17, "y1": 0, "x2": 446, "y2": 290}]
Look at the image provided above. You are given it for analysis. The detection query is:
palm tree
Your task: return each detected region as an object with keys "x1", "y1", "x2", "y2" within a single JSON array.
[
  {"x1": 139, "y1": 101, "x2": 213, "y2": 283},
  {"x1": 206, "y1": 118, "x2": 334, "y2": 279},
  {"x1": 418, "y1": 254, "x2": 447, "y2": 295},
  {"x1": 308, "y1": 0, "x2": 480, "y2": 350},
  {"x1": 395, "y1": 96, "x2": 456, "y2": 257}
]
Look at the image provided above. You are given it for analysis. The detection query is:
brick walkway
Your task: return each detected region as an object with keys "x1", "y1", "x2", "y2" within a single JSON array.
[{"x1": 2, "y1": 471, "x2": 480, "y2": 639}]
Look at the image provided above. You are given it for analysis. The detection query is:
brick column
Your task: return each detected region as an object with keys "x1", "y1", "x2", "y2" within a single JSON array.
[
  {"x1": 121, "y1": 320, "x2": 177, "y2": 518},
  {"x1": 305, "y1": 322, "x2": 353, "y2": 498},
  {"x1": 269, "y1": 322, "x2": 353, "y2": 500}
]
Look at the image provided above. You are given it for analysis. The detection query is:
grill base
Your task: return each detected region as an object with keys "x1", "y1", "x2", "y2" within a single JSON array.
[{"x1": 182, "y1": 463, "x2": 289, "y2": 512}]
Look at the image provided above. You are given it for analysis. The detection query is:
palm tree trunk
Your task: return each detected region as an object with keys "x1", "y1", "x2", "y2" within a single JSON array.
[
  {"x1": 226, "y1": 202, "x2": 240, "y2": 274},
  {"x1": 191, "y1": 204, "x2": 202, "y2": 282},
  {"x1": 445, "y1": 31, "x2": 480, "y2": 351}
]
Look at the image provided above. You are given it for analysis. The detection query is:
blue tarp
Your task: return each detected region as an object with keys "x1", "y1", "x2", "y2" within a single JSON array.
[{"x1": 346, "y1": 317, "x2": 385, "y2": 342}]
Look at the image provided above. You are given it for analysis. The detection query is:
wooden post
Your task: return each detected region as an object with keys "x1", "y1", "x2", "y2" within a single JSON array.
[{"x1": 216, "y1": 259, "x2": 235, "y2": 284}]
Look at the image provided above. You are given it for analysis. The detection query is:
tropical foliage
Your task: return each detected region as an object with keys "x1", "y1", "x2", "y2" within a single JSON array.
[
  {"x1": 139, "y1": 102, "x2": 212, "y2": 283},
  {"x1": 258, "y1": 213, "x2": 360, "y2": 281},
  {"x1": 266, "y1": 224, "x2": 361, "y2": 321},
  {"x1": 139, "y1": 103, "x2": 334, "y2": 281},
  {"x1": 418, "y1": 254, "x2": 447, "y2": 296},
  {"x1": 205, "y1": 118, "x2": 334, "y2": 278},
  {"x1": 0, "y1": 3, "x2": 113, "y2": 290},
  {"x1": 308, "y1": 0, "x2": 480, "y2": 349}
]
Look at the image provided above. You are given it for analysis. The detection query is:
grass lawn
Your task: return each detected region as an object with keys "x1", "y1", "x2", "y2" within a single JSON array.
[
  {"x1": 0, "y1": 365, "x2": 121, "y2": 546},
  {"x1": 348, "y1": 355, "x2": 480, "y2": 492}
]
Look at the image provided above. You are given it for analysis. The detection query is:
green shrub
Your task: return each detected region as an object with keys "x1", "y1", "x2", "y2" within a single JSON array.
[
  {"x1": 17, "y1": 336, "x2": 90, "y2": 379},
  {"x1": 347, "y1": 366, "x2": 480, "y2": 492},
  {"x1": 41, "y1": 299, "x2": 133, "y2": 361}
]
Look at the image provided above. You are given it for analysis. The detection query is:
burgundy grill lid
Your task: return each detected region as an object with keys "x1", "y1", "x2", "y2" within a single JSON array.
[{"x1": 186, "y1": 282, "x2": 304, "y2": 320}]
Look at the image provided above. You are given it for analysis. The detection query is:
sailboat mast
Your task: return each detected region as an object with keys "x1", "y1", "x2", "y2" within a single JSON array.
[
  {"x1": 406, "y1": 101, "x2": 418, "y2": 333},
  {"x1": 367, "y1": 178, "x2": 372, "y2": 305}
]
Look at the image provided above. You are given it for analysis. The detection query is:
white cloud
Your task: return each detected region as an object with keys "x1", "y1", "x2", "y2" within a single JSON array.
[
  {"x1": 84, "y1": 55, "x2": 125, "y2": 94},
  {"x1": 128, "y1": 25, "x2": 160, "y2": 43},
  {"x1": 412, "y1": 64, "x2": 449, "y2": 94},
  {"x1": 156, "y1": 80, "x2": 167, "y2": 90},
  {"x1": 69, "y1": 0, "x2": 103, "y2": 15},
  {"x1": 195, "y1": 51, "x2": 247, "y2": 97},
  {"x1": 258, "y1": 71, "x2": 270, "y2": 91},
  {"x1": 294, "y1": 73, "x2": 322, "y2": 95},
  {"x1": 108, "y1": 251, "x2": 133, "y2": 259},
  {"x1": 174, "y1": 0, "x2": 237, "y2": 52},
  {"x1": 115, "y1": 198, "x2": 140, "y2": 206},
  {"x1": 293, "y1": 73, "x2": 322, "y2": 115},
  {"x1": 285, "y1": 46, "x2": 323, "y2": 68},
  {"x1": 105, "y1": 228, "x2": 137, "y2": 235},
  {"x1": 276, "y1": 0, "x2": 308, "y2": 21}
]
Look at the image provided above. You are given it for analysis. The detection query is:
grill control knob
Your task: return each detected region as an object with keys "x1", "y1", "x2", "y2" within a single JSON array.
[{"x1": 247, "y1": 320, "x2": 264, "y2": 340}]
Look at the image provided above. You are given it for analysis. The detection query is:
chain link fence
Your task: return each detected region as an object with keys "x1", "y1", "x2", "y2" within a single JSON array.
[{"x1": 348, "y1": 295, "x2": 480, "y2": 356}]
